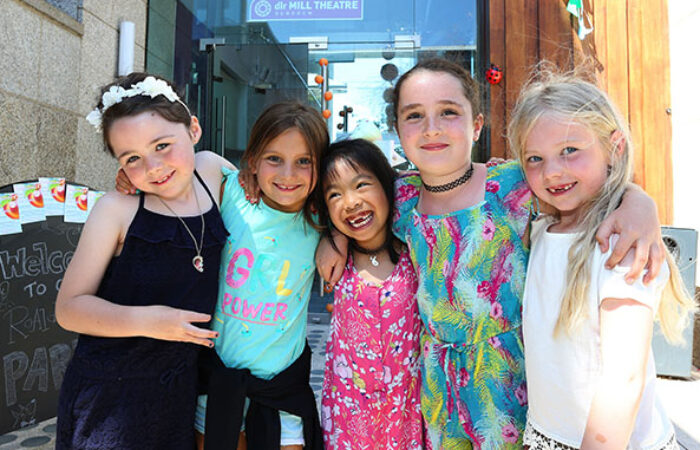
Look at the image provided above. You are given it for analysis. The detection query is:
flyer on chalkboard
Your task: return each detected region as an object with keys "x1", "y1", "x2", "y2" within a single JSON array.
[
  {"x1": 64, "y1": 185, "x2": 90, "y2": 223},
  {"x1": 39, "y1": 177, "x2": 66, "y2": 216},
  {"x1": 13, "y1": 182, "x2": 46, "y2": 224},
  {"x1": 87, "y1": 190, "x2": 105, "y2": 216},
  {"x1": 0, "y1": 193, "x2": 22, "y2": 235}
]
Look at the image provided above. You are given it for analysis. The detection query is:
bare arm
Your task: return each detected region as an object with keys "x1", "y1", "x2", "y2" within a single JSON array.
[
  {"x1": 315, "y1": 230, "x2": 349, "y2": 288},
  {"x1": 580, "y1": 297, "x2": 653, "y2": 449},
  {"x1": 596, "y1": 184, "x2": 663, "y2": 284},
  {"x1": 55, "y1": 193, "x2": 218, "y2": 347}
]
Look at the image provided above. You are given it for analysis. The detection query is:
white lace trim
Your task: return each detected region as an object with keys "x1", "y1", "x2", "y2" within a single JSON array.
[{"x1": 523, "y1": 419, "x2": 680, "y2": 450}]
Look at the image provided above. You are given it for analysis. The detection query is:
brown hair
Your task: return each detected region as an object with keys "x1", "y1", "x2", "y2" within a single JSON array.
[
  {"x1": 242, "y1": 101, "x2": 330, "y2": 229},
  {"x1": 391, "y1": 58, "x2": 483, "y2": 129},
  {"x1": 96, "y1": 72, "x2": 191, "y2": 155}
]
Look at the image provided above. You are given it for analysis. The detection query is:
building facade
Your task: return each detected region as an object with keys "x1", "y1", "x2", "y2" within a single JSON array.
[
  {"x1": 1, "y1": 0, "x2": 697, "y2": 269},
  {"x1": 0, "y1": 0, "x2": 147, "y2": 191}
]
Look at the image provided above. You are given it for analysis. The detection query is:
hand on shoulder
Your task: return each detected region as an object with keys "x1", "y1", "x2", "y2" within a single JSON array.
[
  {"x1": 605, "y1": 234, "x2": 636, "y2": 268},
  {"x1": 195, "y1": 150, "x2": 236, "y2": 173}
]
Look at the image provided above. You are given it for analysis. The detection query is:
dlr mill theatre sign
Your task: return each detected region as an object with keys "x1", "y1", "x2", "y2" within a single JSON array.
[{"x1": 248, "y1": 0, "x2": 363, "y2": 21}]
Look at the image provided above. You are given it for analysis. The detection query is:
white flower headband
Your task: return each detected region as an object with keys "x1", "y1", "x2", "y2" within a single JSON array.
[{"x1": 86, "y1": 76, "x2": 190, "y2": 132}]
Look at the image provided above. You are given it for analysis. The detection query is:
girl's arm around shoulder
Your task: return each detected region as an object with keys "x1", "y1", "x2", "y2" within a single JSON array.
[
  {"x1": 596, "y1": 184, "x2": 664, "y2": 284},
  {"x1": 195, "y1": 150, "x2": 236, "y2": 206},
  {"x1": 55, "y1": 192, "x2": 218, "y2": 347},
  {"x1": 315, "y1": 229, "x2": 349, "y2": 288}
]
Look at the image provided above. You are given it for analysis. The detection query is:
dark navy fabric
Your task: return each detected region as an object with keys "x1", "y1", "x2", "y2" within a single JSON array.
[{"x1": 57, "y1": 172, "x2": 227, "y2": 450}]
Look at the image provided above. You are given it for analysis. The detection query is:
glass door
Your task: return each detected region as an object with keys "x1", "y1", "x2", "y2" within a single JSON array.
[
  {"x1": 190, "y1": 41, "x2": 310, "y2": 166},
  {"x1": 306, "y1": 45, "x2": 477, "y2": 168},
  {"x1": 148, "y1": 0, "x2": 480, "y2": 166}
]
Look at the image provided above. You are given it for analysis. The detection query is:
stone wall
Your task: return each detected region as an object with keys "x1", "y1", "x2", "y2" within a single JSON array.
[{"x1": 0, "y1": 0, "x2": 147, "y2": 191}]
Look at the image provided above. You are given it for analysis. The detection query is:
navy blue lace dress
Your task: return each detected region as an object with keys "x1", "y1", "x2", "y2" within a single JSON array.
[{"x1": 56, "y1": 172, "x2": 227, "y2": 450}]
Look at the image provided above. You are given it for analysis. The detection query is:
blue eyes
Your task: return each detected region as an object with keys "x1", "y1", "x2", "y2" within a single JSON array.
[{"x1": 526, "y1": 147, "x2": 580, "y2": 163}]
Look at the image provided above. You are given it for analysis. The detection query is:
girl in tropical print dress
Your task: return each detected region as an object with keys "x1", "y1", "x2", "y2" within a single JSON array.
[
  {"x1": 317, "y1": 58, "x2": 664, "y2": 449},
  {"x1": 318, "y1": 139, "x2": 423, "y2": 449}
]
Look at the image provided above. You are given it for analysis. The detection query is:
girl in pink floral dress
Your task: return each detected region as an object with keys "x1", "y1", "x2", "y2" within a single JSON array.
[{"x1": 317, "y1": 139, "x2": 423, "y2": 450}]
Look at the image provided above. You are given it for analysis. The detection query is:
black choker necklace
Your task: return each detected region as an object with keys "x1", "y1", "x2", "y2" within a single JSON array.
[{"x1": 422, "y1": 163, "x2": 474, "y2": 193}]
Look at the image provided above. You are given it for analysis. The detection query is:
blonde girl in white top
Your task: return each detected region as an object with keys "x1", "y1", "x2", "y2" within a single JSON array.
[{"x1": 508, "y1": 71, "x2": 696, "y2": 449}]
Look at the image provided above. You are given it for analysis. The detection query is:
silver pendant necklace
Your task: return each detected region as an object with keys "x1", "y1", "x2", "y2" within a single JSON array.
[
  {"x1": 351, "y1": 241, "x2": 385, "y2": 267},
  {"x1": 157, "y1": 185, "x2": 206, "y2": 273}
]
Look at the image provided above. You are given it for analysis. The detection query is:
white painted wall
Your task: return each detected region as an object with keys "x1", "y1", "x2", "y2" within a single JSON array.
[{"x1": 668, "y1": 1, "x2": 700, "y2": 282}]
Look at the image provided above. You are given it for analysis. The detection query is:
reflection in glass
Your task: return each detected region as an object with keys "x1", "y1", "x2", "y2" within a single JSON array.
[{"x1": 146, "y1": 0, "x2": 478, "y2": 166}]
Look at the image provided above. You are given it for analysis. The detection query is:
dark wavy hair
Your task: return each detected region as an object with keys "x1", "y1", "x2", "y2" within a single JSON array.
[
  {"x1": 96, "y1": 72, "x2": 191, "y2": 155},
  {"x1": 315, "y1": 138, "x2": 400, "y2": 264},
  {"x1": 390, "y1": 58, "x2": 483, "y2": 130}
]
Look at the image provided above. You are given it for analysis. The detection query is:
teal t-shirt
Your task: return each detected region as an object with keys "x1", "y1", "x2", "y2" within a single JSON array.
[{"x1": 213, "y1": 167, "x2": 320, "y2": 379}]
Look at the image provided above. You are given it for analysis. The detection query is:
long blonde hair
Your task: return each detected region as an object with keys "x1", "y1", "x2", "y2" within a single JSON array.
[{"x1": 508, "y1": 71, "x2": 696, "y2": 343}]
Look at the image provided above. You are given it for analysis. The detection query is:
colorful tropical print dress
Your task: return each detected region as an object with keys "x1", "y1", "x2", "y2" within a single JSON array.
[
  {"x1": 393, "y1": 161, "x2": 532, "y2": 449},
  {"x1": 321, "y1": 251, "x2": 423, "y2": 450}
]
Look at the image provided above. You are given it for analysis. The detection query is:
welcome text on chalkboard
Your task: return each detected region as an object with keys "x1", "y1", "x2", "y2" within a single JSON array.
[{"x1": 0, "y1": 192, "x2": 82, "y2": 433}]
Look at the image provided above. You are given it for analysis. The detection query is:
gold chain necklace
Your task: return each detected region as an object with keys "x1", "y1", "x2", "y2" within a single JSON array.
[{"x1": 156, "y1": 186, "x2": 205, "y2": 273}]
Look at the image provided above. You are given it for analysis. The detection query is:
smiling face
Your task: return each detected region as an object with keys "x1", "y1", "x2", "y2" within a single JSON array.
[
  {"x1": 523, "y1": 114, "x2": 611, "y2": 230},
  {"x1": 108, "y1": 111, "x2": 200, "y2": 200},
  {"x1": 324, "y1": 161, "x2": 389, "y2": 250},
  {"x1": 395, "y1": 70, "x2": 483, "y2": 185},
  {"x1": 252, "y1": 128, "x2": 314, "y2": 213}
]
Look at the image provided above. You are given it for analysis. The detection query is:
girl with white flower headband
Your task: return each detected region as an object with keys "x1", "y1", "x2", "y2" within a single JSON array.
[
  {"x1": 74, "y1": 75, "x2": 330, "y2": 448},
  {"x1": 56, "y1": 72, "x2": 235, "y2": 449}
]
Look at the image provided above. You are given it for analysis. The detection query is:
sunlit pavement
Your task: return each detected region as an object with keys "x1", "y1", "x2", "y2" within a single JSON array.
[
  {"x1": 2, "y1": 316, "x2": 698, "y2": 449},
  {"x1": 657, "y1": 371, "x2": 700, "y2": 449},
  {"x1": 0, "y1": 315, "x2": 331, "y2": 450}
]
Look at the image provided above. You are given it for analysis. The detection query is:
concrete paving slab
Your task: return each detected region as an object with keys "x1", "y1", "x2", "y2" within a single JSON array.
[
  {"x1": 2, "y1": 319, "x2": 697, "y2": 449},
  {"x1": 657, "y1": 371, "x2": 700, "y2": 450},
  {"x1": 0, "y1": 316, "x2": 332, "y2": 450}
]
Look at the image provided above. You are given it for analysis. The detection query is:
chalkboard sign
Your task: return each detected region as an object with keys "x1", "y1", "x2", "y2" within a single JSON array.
[{"x1": 0, "y1": 183, "x2": 83, "y2": 434}]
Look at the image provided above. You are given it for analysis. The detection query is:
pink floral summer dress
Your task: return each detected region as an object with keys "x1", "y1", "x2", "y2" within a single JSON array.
[{"x1": 321, "y1": 250, "x2": 423, "y2": 450}]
